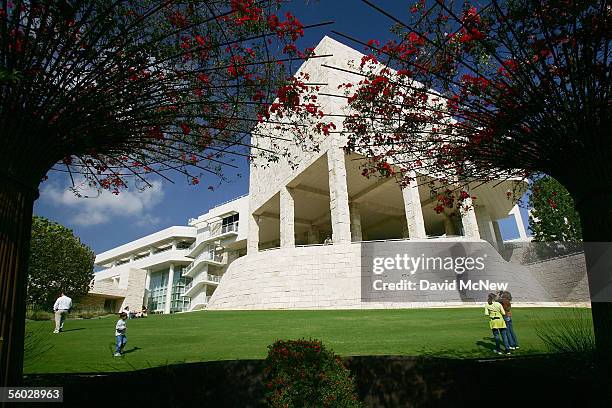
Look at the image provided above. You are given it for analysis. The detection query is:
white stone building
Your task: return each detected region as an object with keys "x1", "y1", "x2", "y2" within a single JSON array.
[
  {"x1": 85, "y1": 37, "x2": 535, "y2": 313},
  {"x1": 88, "y1": 196, "x2": 248, "y2": 313}
]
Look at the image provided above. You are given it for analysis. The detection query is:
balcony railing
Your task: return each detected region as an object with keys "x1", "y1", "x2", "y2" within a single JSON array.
[
  {"x1": 184, "y1": 280, "x2": 194, "y2": 292},
  {"x1": 188, "y1": 221, "x2": 239, "y2": 251},
  {"x1": 184, "y1": 274, "x2": 222, "y2": 292},
  {"x1": 183, "y1": 261, "x2": 197, "y2": 276},
  {"x1": 188, "y1": 295, "x2": 212, "y2": 311},
  {"x1": 183, "y1": 249, "x2": 223, "y2": 276},
  {"x1": 208, "y1": 274, "x2": 222, "y2": 283}
]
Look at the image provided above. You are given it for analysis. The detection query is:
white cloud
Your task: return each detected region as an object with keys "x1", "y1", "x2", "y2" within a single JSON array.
[
  {"x1": 41, "y1": 181, "x2": 165, "y2": 227},
  {"x1": 134, "y1": 214, "x2": 162, "y2": 228}
]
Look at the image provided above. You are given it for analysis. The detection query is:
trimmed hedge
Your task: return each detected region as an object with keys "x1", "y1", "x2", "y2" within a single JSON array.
[
  {"x1": 26, "y1": 309, "x2": 55, "y2": 321},
  {"x1": 263, "y1": 339, "x2": 362, "y2": 407}
]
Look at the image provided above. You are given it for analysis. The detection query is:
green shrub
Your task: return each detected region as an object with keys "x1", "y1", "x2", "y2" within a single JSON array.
[
  {"x1": 26, "y1": 306, "x2": 110, "y2": 320},
  {"x1": 536, "y1": 308, "x2": 595, "y2": 358},
  {"x1": 26, "y1": 309, "x2": 54, "y2": 321},
  {"x1": 74, "y1": 310, "x2": 109, "y2": 319},
  {"x1": 263, "y1": 339, "x2": 362, "y2": 408}
]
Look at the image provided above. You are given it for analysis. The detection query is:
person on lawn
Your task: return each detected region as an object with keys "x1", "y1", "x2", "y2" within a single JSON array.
[
  {"x1": 135, "y1": 306, "x2": 147, "y2": 318},
  {"x1": 499, "y1": 291, "x2": 519, "y2": 350},
  {"x1": 53, "y1": 291, "x2": 72, "y2": 334},
  {"x1": 114, "y1": 312, "x2": 128, "y2": 357},
  {"x1": 485, "y1": 293, "x2": 511, "y2": 355}
]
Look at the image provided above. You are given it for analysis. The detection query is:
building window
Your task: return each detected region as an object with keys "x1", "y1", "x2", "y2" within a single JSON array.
[
  {"x1": 171, "y1": 266, "x2": 191, "y2": 312},
  {"x1": 200, "y1": 244, "x2": 219, "y2": 262},
  {"x1": 221, "y1": 213, "x2": 239, "y2": 233},
  {"x1": 148, "y1": 267, "x2": 192, "y2": 313},
  {"x1": 176, "y1": 241, "x2": 192, "y2": 250},
  {"x1": 148, "y1": 270, "x2": 168, "y2": 312}
]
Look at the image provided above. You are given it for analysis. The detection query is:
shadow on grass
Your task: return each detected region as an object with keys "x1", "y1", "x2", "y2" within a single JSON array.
[
  {"x1": 476, "y1": 336, "x2": 497, "y2": 352},
  {"x1": 23, "y1": 355, "x2": 612, "y2": 407},
  {"x1": 122, "y1": 347, "x2": 142, "y2": 355},
  {"x1": 24, "y1": 330, "x2": 53, "y2": 366},
  {"x1": 60, "y1": 328, "x2": 86, "y2": 332}
]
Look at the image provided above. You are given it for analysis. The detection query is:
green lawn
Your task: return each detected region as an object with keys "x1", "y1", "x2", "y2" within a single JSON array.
[{"x1": 24, "y1": 308, "x2": 586, "y2": 374}]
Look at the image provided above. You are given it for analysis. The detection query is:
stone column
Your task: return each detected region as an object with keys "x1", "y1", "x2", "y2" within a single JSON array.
[
  {"x1": 247, "y1": 213, "x2": 260, "y2": 255},
  {"x1": 460, "y1": 196, "x2": 481, "y2": 239},
  {"x1": 401, "y1": 172, "x2": 426, "y2": 238},
  {"x1": 171, "y1": 240, "x2": 177, "y2": 250},
  {"x1": 492, "y1": 220, "x2": 504, "y2": 251},
  {"x1": 143, "y1": 270, "x2": 151, "y2": 310},
  {"x1": 280, "y1": 186, "x2": 295, "y2": 248},
  {"x1": 164, "y1": 263, "x2": 175, "y2": 314},
  {"x1": 327, "y1": 147, "x2": 351, "y2": 243},
  {"x1": 510, "y1": 205, "x2": 528, "y2": 240},
  {"x1": 475, "y1": 206, "x2": 497, "y2": 247},
  {"x1": 349, "y1": 202, "x2": 363, "y2": 241}
]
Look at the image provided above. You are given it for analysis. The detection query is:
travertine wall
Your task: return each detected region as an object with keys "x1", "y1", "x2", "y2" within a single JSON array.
[
  {"x1": 207, "y1": 240, "x2": 591, "y2": 310},
  {"x1": 75, "y1": 294, "x2": 106, "y2": 310},
  {"x1": 120, "y1": 268, "x2": 148, "y2": 311},
  {"x1": 89, "y1": 268, "x2": 148, "y2": 311},
  {"x1": 503, "y1": 242, "x2": 590, "y2": 303},
  {"x1": 90, "y1": 280, "x2": 125, "y2": 298},
  {"x1": 208, "y1": 243, "x2": 365, "y2": 310},
  {"x1": 249, "y1": 36, "x2": 364, "y2": 212}
]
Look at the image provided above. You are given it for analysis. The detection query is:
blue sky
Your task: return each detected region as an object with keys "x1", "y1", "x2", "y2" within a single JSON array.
[{"x1": 33, "y1": 0, "x2": 530, "y2": 254}]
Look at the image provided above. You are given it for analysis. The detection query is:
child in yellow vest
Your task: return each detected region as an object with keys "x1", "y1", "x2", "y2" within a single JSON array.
[{"x1": 485, "y1": 293, "x2": 511, "y2": 355}]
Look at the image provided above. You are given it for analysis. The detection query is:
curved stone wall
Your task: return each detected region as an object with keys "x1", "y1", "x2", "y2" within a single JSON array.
[{"x1": 207, "y1": 240, "x2": 590, "y2": 310}]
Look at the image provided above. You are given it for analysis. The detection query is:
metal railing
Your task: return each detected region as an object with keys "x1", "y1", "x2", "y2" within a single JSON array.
[
  {"x1": 207, "y1": 274, "x2": 222, "y2": 283},
  {"x1": 183, "y1": 250, "x2": 223, "y2": 275},
  {"x1": 184, "y1": 280, "x2": 194, "y2": 292},
  {"x1": 189, "y1": 295, "x2": 212, "y2": 310},
  {"x1": 188, "y1": 221, "x2": 239, "y2": 252},
  {"x1": 221, "y1": 221, "x2": 239, "y2": 234},
  {"x1": 184, "y1": 261, "x2": 197, "y2": 276},
  {"x1": 184, "y1": 274, "x2": 222, "y2": 292}
]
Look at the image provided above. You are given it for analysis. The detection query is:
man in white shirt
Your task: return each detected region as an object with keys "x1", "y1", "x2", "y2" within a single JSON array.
[{"x1": 53, "y1": 292, "x2": 72, "y2": 333}]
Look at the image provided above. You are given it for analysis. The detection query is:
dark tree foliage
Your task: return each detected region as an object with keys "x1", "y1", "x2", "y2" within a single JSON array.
[
  {"x1": 27, "y1": 216, "x2": 95, "y2": 309},
  {"x1": 0, "y1": 0, "x2": 326, "y2": 385},
  {"x1": 529, "y1": 176, "x2": 582, "y2": 242},
  {"x1": 282, "y1": 0, "x2": 610, "y2": 361},
  {"x1": 1, "y1": 0, "x2": 325, "y2": 191}
]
